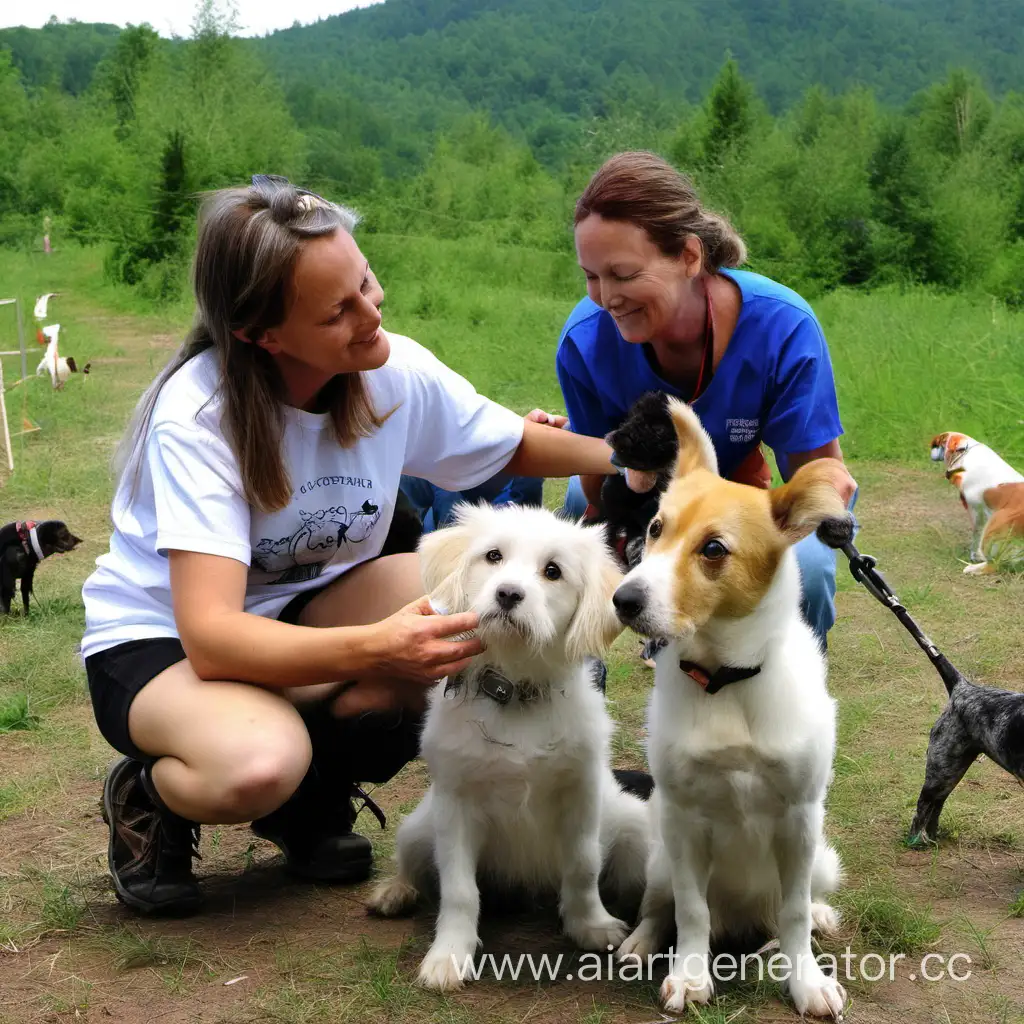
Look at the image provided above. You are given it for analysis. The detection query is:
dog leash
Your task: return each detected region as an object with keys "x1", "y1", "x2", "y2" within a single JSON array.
[{"x1": 838, "y1": 540, "x2": 960, "y2": 693}]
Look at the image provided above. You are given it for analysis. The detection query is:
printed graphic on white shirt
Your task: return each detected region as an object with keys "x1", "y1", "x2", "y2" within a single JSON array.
[{"x1": 251, "y1": 498, "x2": 382, "y2": 585}]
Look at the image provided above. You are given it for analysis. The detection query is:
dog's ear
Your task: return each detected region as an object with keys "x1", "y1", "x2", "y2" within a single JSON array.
[
  {"x1": 770, "y1": 459, "x2": 853, "y2": 546},
  {"x1": 565, "y1": 527, "x2": 625, "y2": 662},
  {"x1": 67, "y1": 357, "x2": 78, "y2": 373},
  {"x1": 666, "y1": 397, "x2": 719, "y2": 479},
  {"x1": 417, "y1": 511, "x2": 474, "y2": 614}
]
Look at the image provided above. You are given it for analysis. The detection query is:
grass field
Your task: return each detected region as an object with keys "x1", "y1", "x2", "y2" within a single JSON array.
[{"x1": 1, "y1": 243, "x2": 1023, "y2": 1024}]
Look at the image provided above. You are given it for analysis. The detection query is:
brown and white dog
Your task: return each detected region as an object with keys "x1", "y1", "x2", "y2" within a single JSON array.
[
  {"x1": 612, "y1": 399, "x2": 852, "y2": 1019},
  {"x1": 930, "y1": 432, "x2": 1024, "y2": 573}
]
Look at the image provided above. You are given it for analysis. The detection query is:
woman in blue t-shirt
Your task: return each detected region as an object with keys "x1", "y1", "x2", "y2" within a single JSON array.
[{"x1": 555, "y1": 151, "x2": 857, "y2": 645}]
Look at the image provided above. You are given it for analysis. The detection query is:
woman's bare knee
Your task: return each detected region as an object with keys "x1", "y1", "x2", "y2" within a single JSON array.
[
  {"x1": 207, "y1": 742, "x2": 312, "y2": 822},
  {"x1": 130, "y1": 659, "x2": 314, "y2": 823}
]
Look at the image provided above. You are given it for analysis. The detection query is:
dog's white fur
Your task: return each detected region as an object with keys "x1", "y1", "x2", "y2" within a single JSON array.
[
  {"x1": 931, "y1": 431, "x2": 1024, "y2": 572},
  {"x1": 366, "y1": 504, "x2": 650, "y2": 992},
  {"x1": 616, "y1": 400, "x2": 846, "y2": 1019}
]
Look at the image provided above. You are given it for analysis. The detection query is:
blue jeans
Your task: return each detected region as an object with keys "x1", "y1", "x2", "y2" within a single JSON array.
[
  {"x1": 563, "y1": 475, "x2": 857, "y2": 646},
  {"x1": 400, "y1": 473, "x2": 544, "y2": 534}
]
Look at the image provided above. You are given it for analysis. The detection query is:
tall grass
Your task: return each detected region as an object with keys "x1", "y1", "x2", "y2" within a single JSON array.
[
  {"x1": 818, "y1": 288, "x2": 1024, "y2": 465},
  {"x1": 4, "y1": 241, "x2": 1022, "y2": 475}
]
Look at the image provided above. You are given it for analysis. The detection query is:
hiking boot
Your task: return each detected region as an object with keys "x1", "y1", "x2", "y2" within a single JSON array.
[
  {"x1": 251, "y1": 780, "x2": 384, "y2": 883},
  {"x1": 101, "y1": 757, "x2": 203, "y2": 915}
]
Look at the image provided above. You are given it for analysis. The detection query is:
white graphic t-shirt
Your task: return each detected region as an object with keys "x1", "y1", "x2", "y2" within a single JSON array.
[{"x1": 81, "y1": 333, "x2": 524, "y2": 658}]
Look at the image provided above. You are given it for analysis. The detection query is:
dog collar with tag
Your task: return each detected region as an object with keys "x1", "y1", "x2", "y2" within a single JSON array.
[
  {"x1": 679, "y1": 658, "x2": 762, "y2": 695},
  {"x1": 445, "y1": 668, "x2": 539, "y2": 706},
  {"x1": 15, "y1": 521, "x2": 44, "y2": 561}
]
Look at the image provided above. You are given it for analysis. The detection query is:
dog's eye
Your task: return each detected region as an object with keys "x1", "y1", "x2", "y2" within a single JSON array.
[
  {"x1": 700, "y1": 539, "x2": 729, "y2": 560},
  {"x1": 648, "y1": 519, "x2": 663, "y2": 539},
  {"x1": 543, "y1": 561, "x2": 562, "y2": 581},
  {"x1": 485, "y1": 548, "x2": 502, "y2": 564}
]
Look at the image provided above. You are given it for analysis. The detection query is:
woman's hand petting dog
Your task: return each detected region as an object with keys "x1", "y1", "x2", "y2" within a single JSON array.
[
  {"x1": 327, "y1": 598, "x2": 484, "y2": 718},
  {"x1": 372, "y1": 596, "x2": 483, "y2": 684}
]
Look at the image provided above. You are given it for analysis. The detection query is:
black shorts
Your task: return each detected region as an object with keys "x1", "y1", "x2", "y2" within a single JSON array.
[
  {"x1": 86, "y1": 495, "x2": 425, "y2": 764},
  {"x1": 85, "y1": 583, "x2": 331, "y2": 762}
]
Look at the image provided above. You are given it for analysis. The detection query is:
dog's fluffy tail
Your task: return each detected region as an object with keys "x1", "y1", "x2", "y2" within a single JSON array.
[
  {"x1": 600, "y1": 785, "x2": 651, "y2": 903},
  {"x1": 811, "y1": 842, "x2": 842, "y2": 898}
]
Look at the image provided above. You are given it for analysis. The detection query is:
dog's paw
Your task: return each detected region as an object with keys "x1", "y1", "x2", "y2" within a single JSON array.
[
  {"x1": 416, "y1": 944, "x2": 475, "y2": 992},
  {"x1": 365, "y1": 876, "x2": 419, "y2": 917},
  {"x1": 811, "y1": 901, "x2": 841, "y2": 935},
  {"x1": 963, "y1": 561, "x2": 995, "y2": 575},
  {"x1": 660, "y1": 970, "x2": 714, "y2": 1012},
  {"x1": 566, "y1": 912, "x2": 630, "y2": 951},
  {"x1": 617, "y1": 921, "x2": 661, "y2": 963},
  {"x1": 789, "y1": 968, "x2": 847, "y2": 1019},
  {"x1": 905, "y1": 827, "x2": 937, "y2": 850}
]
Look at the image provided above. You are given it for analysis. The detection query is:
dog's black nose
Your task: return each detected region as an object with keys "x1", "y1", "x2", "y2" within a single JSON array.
[
  {"x1": 612, "y1": 581, "x2": 646, "y2": 622},
  {"x1": 495, "y1": 585, "x2": 525, "y2": 611}
]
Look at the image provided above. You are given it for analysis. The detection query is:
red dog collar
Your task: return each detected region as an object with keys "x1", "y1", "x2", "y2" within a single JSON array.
[
  {"x1": 15, "y1": 521, "x2": 44, "y2": 561},
  {"x1": 679, "y1": 658, "x2": 762, "y2": 695}
]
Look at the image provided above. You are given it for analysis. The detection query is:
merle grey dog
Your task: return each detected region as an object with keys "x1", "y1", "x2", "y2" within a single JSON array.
[
  {"x1": 818, "y1": 533, "x2": 1024, "y2": 848},
  {"x1": 907, "y1": 659, "x2": 1024, "y2": 846}
]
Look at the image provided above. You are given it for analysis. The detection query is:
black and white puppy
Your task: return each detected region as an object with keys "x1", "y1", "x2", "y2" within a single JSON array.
[
  {"x1": 599, "y1": 391, "x2": 677, "y2": 570},
  {"x1": 908, "y1": 659, "x2": 1024, "y2": 846},
  {"x1": 0, "y1": 520, "x2": 82, "y2": 615}
]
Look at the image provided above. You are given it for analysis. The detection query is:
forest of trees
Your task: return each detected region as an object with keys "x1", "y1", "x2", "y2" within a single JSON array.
[{"x1": 1, "y1": 0, "x2": 1022, "y2": 306}]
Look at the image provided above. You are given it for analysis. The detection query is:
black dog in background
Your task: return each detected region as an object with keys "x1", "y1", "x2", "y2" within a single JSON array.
[
  {"x1": 0, "y1": 520, "x2": 82, "y2": 615},
  {"x1": 597, "y1": 391, "x2": 678, "y2": 570}
]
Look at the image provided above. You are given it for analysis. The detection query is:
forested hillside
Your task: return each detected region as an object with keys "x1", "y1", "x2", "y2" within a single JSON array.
[
  {"x1": 1, "y1": 0, "x2": 1022, "y2": 307},
  {"x1": 261, "y1": 0, "x2": 1024, "y2": 119}
]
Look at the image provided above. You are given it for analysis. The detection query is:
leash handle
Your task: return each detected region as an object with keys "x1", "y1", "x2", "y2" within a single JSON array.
[{"x1": 839, "y1": 541, "x2": 960, "y2": 691}]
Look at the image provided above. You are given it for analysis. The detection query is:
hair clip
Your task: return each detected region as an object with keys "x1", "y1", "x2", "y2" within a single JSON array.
[{"x1": 251, "y1": 173, "x2": 291, "y2": 188}]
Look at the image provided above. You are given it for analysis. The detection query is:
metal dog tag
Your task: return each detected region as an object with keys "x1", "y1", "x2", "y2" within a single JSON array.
[{"x1": 478, "y1": 669, "x2": 514, "y2": 705}]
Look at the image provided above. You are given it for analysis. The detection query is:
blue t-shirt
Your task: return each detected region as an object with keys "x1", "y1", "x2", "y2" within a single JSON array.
[{"x1": 555, "y1": 268, "x2": 843, "y2": 482}]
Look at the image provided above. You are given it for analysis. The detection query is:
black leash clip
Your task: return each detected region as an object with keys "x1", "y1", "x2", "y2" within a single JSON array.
[{"x1": 841, "y1": 542, "x2": 904, "y2": 613}]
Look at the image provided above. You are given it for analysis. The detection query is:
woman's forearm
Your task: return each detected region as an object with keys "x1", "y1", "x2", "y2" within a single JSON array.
[
  {"x1": 503, "y1": 418, "x2": 616, "y2": 478},
  {"x1": 181, "y1": 610, "x2": 383, "y2": 687}
]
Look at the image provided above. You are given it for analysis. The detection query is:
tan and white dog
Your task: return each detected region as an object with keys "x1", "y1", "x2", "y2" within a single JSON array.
[
  {"x1": 612, "y1": 399, "x2": 851, "y2": 1019},
  {"x1": 930, "y1": 431, "x2": 1024, "y2": 573}
]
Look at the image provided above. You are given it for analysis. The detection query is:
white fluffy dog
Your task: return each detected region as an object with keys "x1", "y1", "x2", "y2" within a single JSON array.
[
  {"x1": 612, "y1": 400, "x2": 850, "y2": 1019},
  {"x1": 366, "y1": 504, "x2": 650, "y2": 992}
]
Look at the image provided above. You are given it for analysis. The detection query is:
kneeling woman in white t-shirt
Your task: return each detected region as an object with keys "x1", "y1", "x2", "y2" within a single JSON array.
[{"x1": 82, "y1": 176, "x2": 621, "y2": 916}]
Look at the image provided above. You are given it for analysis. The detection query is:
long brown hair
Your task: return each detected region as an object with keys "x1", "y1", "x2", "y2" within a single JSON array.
[
  {"x1": 117, "y1": 177, "x2": 385, "y2": 513},
  {"x1": 574, "y1": 151, "x2": 747, "y2": 271}
]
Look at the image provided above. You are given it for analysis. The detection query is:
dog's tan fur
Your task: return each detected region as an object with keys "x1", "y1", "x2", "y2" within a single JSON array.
[{"x1": 648, "y1": 401, "x2": 850, "y2": 629}]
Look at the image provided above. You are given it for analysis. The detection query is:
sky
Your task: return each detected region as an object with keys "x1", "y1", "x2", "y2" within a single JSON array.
[{"x1": 0, "y1": 0, "x2": 384, "y2": 39}]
